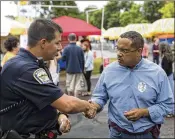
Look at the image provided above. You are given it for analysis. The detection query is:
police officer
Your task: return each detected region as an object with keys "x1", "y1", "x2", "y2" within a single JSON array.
[
  {"x1": 0, "y1": 19, "x2": 96, "y2": 138},
  {"x1": 85, "y1": 31, "x2": 174, "y2": 139}
]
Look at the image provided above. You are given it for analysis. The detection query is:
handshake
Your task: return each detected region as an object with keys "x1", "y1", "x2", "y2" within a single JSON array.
[{"x1": 83, "y1": 100, "x2": 98, "y2": 119}]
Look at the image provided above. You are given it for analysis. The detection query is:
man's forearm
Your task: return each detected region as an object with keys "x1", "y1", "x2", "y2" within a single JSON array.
[{"x1": 67, "y1": 97, "x2": 90, "y2": 114}]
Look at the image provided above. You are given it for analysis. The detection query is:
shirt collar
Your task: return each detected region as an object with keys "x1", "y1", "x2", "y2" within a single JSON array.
[
  {"x1": 119, "y1": 58, "x2": 144, "y2": 70},
  {"x1": 18, "y1": 48, "x2": 38, "y2": 61},
  {"x1": 134, "y1": 58, "x2": 143, "y2": 69}
]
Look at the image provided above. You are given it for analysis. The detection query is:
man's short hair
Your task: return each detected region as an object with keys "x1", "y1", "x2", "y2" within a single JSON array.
[
  {"x1": 120, "y1": 31, "x2": 144, "y2": 49},
  {"x1": 68, "y1": 33, "x2": 77, "y2": 41},
  {"x1": 27, "y1": 18, "x2": 63, "y2": 47}
]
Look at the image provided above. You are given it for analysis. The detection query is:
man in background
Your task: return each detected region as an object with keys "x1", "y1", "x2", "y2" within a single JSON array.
[{"x1": 62, "y1": 33, "x2": 85, "y2": 97}]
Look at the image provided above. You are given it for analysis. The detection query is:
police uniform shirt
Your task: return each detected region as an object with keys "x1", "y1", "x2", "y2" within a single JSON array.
[
  {"x1": 91, "y1": 58, "x2": 174, "y2": 133},
  {"x1": 0, "y1": 48, "x2": 63, "y2": 134}
]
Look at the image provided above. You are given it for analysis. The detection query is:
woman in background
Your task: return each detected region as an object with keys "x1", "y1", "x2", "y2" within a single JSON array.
[
  {"x1": 81, "y1": 39, "x2": 94, "y2": 96},
  {"x1": 160, "y1": 41, "x2": 174, "y2": 117},
  {"x1": 1, "y1": 36, "x2": 19, "y2": 67}
]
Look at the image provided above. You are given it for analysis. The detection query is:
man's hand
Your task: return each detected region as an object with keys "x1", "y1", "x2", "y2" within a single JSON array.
[
  {"x1": 58, "y1": 114, "x2": 71, "y2": 133},
  {"x1": 83, "y1": 100, "x2": 100, "y2": 119},
  {"x1": 124, "y1": 108, "x2": 149, "y2": 121}
]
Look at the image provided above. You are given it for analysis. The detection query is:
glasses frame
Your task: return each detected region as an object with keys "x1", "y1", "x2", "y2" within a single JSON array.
[{"x1": 116, "y1": 46, "x2": 139, "y2": 54}]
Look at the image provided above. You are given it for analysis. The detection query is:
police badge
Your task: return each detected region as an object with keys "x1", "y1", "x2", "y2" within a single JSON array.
[{"x1": 33, "y1": 68, "x2": 51, "y2": 84}]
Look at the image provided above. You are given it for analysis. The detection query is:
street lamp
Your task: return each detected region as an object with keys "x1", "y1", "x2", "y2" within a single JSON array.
[{"x1": 86, "y1": 7, "x2": 105, "y2": 59}]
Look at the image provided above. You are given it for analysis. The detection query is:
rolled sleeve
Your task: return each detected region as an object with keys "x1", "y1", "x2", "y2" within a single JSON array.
[
  {"x1": 91, "y1": 71, "x2": 109, "y2": 111},
  {"x1": 148, "y1": 73, "x2": 174, "y2": 124}
]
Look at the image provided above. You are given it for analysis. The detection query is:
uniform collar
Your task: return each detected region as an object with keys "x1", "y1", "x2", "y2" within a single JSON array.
[{"x1": 18, "y1": 48, "x2": 38, "y2": 61}]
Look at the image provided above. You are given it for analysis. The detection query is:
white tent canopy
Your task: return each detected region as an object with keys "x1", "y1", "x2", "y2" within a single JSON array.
[{"x1": 1, "y1": 16, "x2": 26, "y2": 36}]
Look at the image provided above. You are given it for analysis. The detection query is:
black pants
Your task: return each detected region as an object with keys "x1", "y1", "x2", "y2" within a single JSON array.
[
  {"x1": 153, "y1": 55, "x2": 159, "y2": 65},
  {"x1": 84, "y1": 71, "x2": 92, "y2": 92}
]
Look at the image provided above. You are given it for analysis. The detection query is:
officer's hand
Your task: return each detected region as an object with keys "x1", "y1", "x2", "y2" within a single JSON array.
[
  {"x1": 124, "y1": 108, "x2": 149, "y2": 121},
  {"x1": 58, "y1": 114, "x2": 71, "y2": 133},
  {"x1": 83, "y1": 100, "x2": 98, "y2": 119}
]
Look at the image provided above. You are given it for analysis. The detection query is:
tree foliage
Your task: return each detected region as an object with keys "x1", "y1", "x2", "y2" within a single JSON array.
[
  {"x1": 142, "y1": 1, "x2": 166, "y2": 23},
  {"x1": 28, "y1": 1, "x2": 174, "y2": 29},
  {"x1": 104, "y1": 1, "x2": 133, "y2": 28},
  {"x1": 119, "y1": 3, "x2": 148, "y2": 26},
  {"x1": 29, "y1": 1, "x2": 80, "y2": 19},
  {"x1": 159, "y1": 1, "x2": 175, "y2": 18}
]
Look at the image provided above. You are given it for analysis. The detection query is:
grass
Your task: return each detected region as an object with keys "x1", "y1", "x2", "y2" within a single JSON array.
[
  {"x1": 92, "y1": 58, "x2": 116, "y2": 74},
  {"x1": 60, "y1": 58, "x2": 117, "y2": 77}
]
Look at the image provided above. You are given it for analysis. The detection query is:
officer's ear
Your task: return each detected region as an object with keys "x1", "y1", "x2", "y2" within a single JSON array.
[{"x1": 40, "y1": 39, "x2": 47, "y2": 49}]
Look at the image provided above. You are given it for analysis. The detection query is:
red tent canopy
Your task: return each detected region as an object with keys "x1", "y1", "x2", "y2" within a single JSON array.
[{"x1": 52, "y1": 16, "x2": 101, "y2": 36}]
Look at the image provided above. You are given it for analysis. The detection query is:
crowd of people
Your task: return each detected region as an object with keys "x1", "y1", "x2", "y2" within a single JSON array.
[{"x1": 0, "y1": 18, "x2": 174, "y2": 139}]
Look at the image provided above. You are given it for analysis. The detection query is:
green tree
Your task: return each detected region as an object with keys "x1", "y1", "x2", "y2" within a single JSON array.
[
  {"x1": 159, "y1": 1, "x2": 175, "y2": 18},
  {"x1": 88, "y1": 10, "x2": 102, "y2": 29},
  {"x1": 143, "y1": 1, "x2": 166, "y2": 23},
  {"x1": 104, "y1": 0, "x2": 133, "y2": 28},
  {"x1": 29, "y1": 1, "x2": 80, "y2": 19},
  {"x1": 87, "y1": 0, "x2": 133, "y2": 29},
  {"x1": 119, "y1": 3, "x2": 148, "y2": 26}
]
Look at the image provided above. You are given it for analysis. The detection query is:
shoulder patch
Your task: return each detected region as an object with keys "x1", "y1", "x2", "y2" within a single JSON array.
[{"x1": 33, "y1": 68, "x2": 51, "y2": 84}]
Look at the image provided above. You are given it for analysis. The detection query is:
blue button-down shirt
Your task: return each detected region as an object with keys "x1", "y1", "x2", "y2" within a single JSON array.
[{"x1": 91, "y1": 58, "x2": 174, "y2": 133}]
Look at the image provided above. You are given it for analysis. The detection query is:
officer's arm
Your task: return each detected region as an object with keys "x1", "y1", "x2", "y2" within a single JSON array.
[{"x1": 51, "y1": 94, "x2": 91, "y2": 114}]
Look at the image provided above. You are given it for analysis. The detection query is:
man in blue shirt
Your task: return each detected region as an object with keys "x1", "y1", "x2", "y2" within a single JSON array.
[
  {"x1": 85, "y1": 31, "x2": 174, "y2": 139},
  {"x1": 0, "y1": 19, "x2": 96, "y2": 138},
  {"x1": 62, "y1": 33, "x2": 85, "y2": 97}
]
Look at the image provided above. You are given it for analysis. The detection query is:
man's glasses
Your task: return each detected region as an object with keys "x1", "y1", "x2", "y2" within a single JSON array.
[{"x1": 116, "y1": 46, "x2": 138, "y2": 54}]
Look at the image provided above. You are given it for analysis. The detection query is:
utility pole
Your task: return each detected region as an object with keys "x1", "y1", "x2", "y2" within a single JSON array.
[{"x1": 86, "y1": 7, "x2": 105, "y2": 59}]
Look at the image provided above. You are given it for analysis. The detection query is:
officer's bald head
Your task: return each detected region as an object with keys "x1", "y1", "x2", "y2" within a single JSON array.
[{"x1": 68, "y1": 33, "x2": 77, "y2": 42}]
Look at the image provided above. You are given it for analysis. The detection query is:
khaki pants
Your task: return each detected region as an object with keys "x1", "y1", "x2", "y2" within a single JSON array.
[{"x1": 66, "y1": 73, "x2": 87, "y2": 97}]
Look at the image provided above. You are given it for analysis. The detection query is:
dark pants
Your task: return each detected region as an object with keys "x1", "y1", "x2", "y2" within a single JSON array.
[
  {"x1": 84, "y1": 70, "x2": 92, "y2": 92},
  {"x1": 109, "y1": 126, "x2": 154, "y2": 139},
  {"x1": 153, "y1": 55, "x2": 159, "y2": 65}
]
